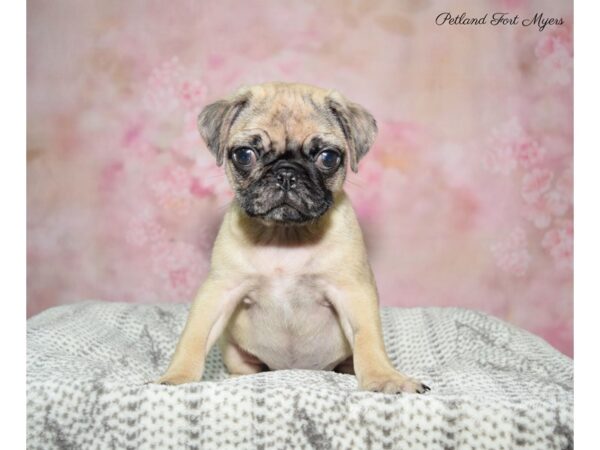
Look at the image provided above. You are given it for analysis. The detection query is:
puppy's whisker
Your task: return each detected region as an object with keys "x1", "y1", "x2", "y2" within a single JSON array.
[
  {"x1": 199, "y1": 173, "x2": 227, "y2": 180},
  {"x1": 216, "y1": 199, "x2": 234, "y2": 213},
  {"x1": 345, "y1": 179, "x2": 363, "y2": 188}
]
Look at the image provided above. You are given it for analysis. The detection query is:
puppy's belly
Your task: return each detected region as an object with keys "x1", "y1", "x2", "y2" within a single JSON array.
[{"x1": 227, "y1": 275, "x2": 351, "y2": 371}]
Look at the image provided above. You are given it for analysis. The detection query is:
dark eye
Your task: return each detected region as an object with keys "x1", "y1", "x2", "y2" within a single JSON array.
[
  {"x1": 315, "y1": 150, "x2": 341, "y2": 171},
  {"x1": 232, "y1": 147, "x2": 257, "y2": 167}
]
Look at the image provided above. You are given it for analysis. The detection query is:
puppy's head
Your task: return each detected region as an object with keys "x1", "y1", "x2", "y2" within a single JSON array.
[{"x1": 198, "y1": 82, "x2": 377, "y2": 224}]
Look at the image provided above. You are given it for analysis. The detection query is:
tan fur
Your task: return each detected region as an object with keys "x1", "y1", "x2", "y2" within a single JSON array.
[{"x1": 158, "y1": 83, "x2": 428, "y2": 394}]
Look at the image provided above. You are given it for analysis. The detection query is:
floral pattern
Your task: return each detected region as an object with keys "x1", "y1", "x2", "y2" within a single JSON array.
[
  {"x1": 490, "y1": 227, "x2": 531, "y2": 277},
  {"x1": 27, "y1": 0, "x2": 573, "y2": 355}
]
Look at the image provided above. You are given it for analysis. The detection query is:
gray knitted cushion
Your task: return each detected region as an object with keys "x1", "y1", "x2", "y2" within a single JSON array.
[{"x1": 27, "y1": 301, "x2": 573, "y2": 449}]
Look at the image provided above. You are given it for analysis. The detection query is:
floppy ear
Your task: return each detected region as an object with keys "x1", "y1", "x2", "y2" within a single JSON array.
[
  {"x1": 197, "y1": 91, "x2": 251, "y2": 166},
  {"x1": 326, "y1": 93, "x2": 377, "y2": 173}
]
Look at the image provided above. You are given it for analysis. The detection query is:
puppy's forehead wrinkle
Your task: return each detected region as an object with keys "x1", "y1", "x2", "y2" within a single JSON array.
[{"x1": 231, "y1": 86, "x2": 341, "y2": 154}]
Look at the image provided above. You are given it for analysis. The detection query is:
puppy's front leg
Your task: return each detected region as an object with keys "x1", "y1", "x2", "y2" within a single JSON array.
[
  {"x1": 157, "y1": 276, "x2": 250, "y2": 385},
  {"x1": 328, "y1": 278, "x2": 430, "y2": 394}
]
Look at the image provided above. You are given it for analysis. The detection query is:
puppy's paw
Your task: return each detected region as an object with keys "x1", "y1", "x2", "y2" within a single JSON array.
[
  {"x1": 360, "y1": 370, "x2": 430, "y2": 394},
  {"x1": 156, "y1": 372, "x2": 199, "y2": 385}
]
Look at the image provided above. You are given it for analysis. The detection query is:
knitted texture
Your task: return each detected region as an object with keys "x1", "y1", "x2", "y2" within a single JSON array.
[{"x1": 27, "y1": 301, "x2": 573, "y2": 449}]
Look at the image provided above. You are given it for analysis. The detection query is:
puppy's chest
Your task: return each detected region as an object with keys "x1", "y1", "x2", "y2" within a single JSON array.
[
  {"x1": 235, "y1": 270, "x2": 344, "y2": 370},
  {"x1": 245, "y1": 246, "x2": 328, "y2": 309},
  {"x1": 232, "y1": 245, "x2": 346, "y2": 366},
  {"x1": 245, "y1": 245, "x2": 320, "y2": 276}
]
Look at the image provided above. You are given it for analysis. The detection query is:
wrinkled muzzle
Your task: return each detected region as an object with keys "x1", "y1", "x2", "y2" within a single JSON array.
[{"x1": 237, "y1": 160, "x2": 333, "y2": 224}]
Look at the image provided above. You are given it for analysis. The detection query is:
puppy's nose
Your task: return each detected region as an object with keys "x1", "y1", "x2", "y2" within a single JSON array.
[{"x1": 276, "y1": 168, "x2": 297, "y2": 191}]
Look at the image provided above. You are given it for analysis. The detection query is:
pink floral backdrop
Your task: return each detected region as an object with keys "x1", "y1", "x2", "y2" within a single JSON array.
[{"x1": 27, "y1": 0, "x2": 573, "y2": 355}]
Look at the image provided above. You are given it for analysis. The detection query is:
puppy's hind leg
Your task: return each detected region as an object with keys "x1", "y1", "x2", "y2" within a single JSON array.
[
  {"x1": 334, "y1": 355, "x2": 355, "y2": 375},
  {"x1": 219, "y1": 335, "x2": 267, "y2": 377}
]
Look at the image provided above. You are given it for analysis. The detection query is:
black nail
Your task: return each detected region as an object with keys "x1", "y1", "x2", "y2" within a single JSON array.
[{"x1": 422, "y1": 384, "x2": 431, "y2": 391}]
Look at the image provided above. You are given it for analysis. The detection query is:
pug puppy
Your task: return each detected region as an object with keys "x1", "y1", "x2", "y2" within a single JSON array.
[{"x1": 158, "y1": 82, "x2": 430, "y2": 394}]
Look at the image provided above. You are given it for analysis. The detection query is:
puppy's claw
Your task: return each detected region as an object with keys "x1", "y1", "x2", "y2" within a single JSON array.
[{"x1": 417, "y1": 383, "x2": 431, "y2": 394}]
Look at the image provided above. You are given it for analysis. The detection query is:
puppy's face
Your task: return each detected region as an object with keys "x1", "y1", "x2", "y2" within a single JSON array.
[{"x1": 198, "y1": 83, "x2": 377, "y2": 224}]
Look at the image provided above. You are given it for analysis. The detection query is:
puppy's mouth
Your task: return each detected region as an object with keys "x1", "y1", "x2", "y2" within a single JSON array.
[
  {"x1": 252, "y1": 202, "x2": 311, "y2": 224},
  {"x1": 243, "y1": 194, "x2": 332, "y2": 225}
]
